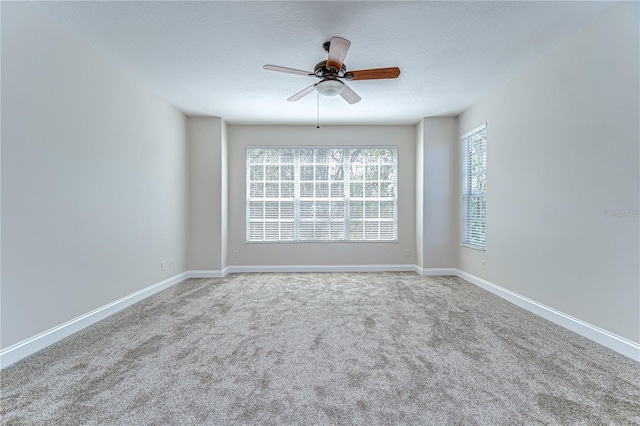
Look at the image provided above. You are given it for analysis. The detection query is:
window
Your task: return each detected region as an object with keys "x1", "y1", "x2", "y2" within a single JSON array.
[
  {"x1": 462, "y1": 124, "x2": 486, "y2": 249},
  {"x1": 247, "y1": 147, "x2": 398, "y2": 242}
]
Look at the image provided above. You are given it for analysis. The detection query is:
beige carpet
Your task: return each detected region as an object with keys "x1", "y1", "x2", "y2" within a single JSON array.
[{"x1": 1, "y1": 272, "x2": 639, "y2": 424}]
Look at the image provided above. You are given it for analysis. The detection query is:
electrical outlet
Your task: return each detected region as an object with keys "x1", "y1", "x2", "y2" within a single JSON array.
[
  {"x1": 405, "y1": 249, "x2": 411, "y2": 258},
  {"x1": 161, "y1": 261, "x2": 165, "y2": 271},
  {"x1": 481, "y1": 260, "x2": 485, "y2": 270},
  {"x1": 169, "y1": 258, "x2": 174, "y2": 269},
  {"x1": 233, "y1": 250, "x2": 239, "y2": 258}
]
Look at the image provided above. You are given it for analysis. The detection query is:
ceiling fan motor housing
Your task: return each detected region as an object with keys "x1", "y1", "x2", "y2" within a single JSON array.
[{"x1": 314, "y1": 61, "x2": 347, "y2": 78}]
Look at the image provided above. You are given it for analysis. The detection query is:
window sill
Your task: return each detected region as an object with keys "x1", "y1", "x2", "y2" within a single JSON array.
[
  {"x1": 461, "y1": 243, "x2": 485, "y2": 251},
  {"x1": 247, "y1": 240, "x2": 399, "y2": 244}
]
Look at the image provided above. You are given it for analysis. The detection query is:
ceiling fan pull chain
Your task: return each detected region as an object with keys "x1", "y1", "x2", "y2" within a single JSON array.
[{"x1": 317, "y1": 92, "x2": 320, "y2": 129}]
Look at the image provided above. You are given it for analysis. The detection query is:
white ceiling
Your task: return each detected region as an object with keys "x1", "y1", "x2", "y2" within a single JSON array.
[{"x1": 33, "y1": 1, "x2": 615, "y2": 125}]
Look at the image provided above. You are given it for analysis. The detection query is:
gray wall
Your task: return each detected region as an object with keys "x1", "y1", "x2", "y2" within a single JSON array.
[
  {"x1": 186, "y1": 117, "x2": 228, "y2": 271},
  {"x1": 458, "y1": 2, "x2": 639, "y2": 343},
  {"x1": 227, "y1": 125, "x2": 417, "y2": 266},
  {"x1": 419, "y1": 118, "x2": 459, "y2": 269},
  {"x1": 1, "y1": 2, "x2": 188, "y2": 349}
]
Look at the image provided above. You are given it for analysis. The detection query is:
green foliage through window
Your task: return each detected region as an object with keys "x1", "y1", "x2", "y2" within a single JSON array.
[
  {"x1": 462, "y1": 125, "x2": 487, "y2": 248},
  {"x1": 247, "y1": 147, "x2": 398, "y2": 242}
]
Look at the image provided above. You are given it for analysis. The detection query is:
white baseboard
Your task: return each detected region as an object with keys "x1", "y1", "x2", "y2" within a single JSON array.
[
  {"x1": 225, "y1": 264, "x2": 417, "y2": 274},
  {"x1": 455, "y1": 269, "x2": 640, "y2": 362},
  {"x1": 3, "y1": 267, "x2": 637, "y2": 368},
  {"x1": 415, "y1": 266, "x2": 458, "y2": 276},
  {"x1": 0, "y1": 271, "x2": 191, "y2": 369},
  {"x1": 186, "y1": 269, "x2": 226, "y2": 278}
]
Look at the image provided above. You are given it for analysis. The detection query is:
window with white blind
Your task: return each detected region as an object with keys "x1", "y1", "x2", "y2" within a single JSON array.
[
  {"x1": 246, "y1": 147, "x2": 398, "y2": 242},
  {"x1": 462, "y1": 124, "x2": 486, "y2": 249}
]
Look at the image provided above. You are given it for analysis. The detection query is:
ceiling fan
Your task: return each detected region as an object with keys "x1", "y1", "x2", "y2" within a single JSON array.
[{"x1": 263, "y1": 37, "x2": 400, "y2": 104}]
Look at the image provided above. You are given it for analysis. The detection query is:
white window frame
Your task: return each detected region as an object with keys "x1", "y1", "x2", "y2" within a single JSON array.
[
  {"x1": 246, "y1": 146, "x2": 398, "y2": 243},
  {"x1": 462, "y1": 123, "x2": 487, "y2": 250}
]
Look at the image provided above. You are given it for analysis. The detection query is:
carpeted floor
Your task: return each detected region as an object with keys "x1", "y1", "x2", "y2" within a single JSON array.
[{"x1": 1, "y1": 272, "x2": 639, "y2": 425}]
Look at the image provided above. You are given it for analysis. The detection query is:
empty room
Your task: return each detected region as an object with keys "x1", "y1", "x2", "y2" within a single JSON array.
[{"x1": 1, "y1": 1, "x2": 638, "y2": 424}]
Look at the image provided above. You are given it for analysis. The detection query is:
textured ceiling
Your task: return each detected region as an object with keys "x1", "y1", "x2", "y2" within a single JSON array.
[{"x1": 33, "y1": 1, "x2": 615, "y2": 125}]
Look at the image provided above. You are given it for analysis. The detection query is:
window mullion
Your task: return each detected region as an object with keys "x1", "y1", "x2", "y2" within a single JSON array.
[
  {"x1": 344, "y1": 148, "x2": 351, "y2": 240},
  {"x1": 294, "y1": 150, "x2": 300, "y2": 241},
  {"x1": 313, "y1": 153, "x2": 317, "y2": 241}
]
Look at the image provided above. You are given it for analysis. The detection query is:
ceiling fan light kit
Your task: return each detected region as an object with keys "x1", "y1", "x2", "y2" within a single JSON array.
[
  {"x1": 264, "y1": 36, "x2": 400, "y2": 104},
  {"x1": 315, "y1": 79, "x2": 344, "y2": 97}
]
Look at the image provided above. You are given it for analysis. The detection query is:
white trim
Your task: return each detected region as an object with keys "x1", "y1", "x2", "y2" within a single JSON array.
[
  {"x1": 0, "y1": 272, "x2": 191, "y2": 369},
  {"x1": 461, "y1": 243, "x2": 486, "y2": 251},
  {"x1": 455, "y1": 269, "x2": 640, "y2": 362},
  {"x1": 186, "y1": 269, "x2": 226, "y2": 278},
  {"x1": 414, "y1": 266, "x2": 458, "y2": 276},
  {"x1": 225, "y1": 264, "x2": 416, "y2": 274},
  {"x1": 461, "y1": 122, "x2": 487, "y2": 140}
]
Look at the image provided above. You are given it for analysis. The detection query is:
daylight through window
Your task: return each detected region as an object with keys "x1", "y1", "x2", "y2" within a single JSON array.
[
  {"x1": 462, "y1": 124, "x2": 487, "y2": 249},
  {"x1": 246, "y1": 147, "x2": 398, "y2": 242}
]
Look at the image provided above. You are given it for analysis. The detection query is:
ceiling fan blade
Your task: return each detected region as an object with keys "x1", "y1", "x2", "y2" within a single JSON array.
[
  {"x1": 287, "y1": 83, "x2": 317, "y2": 101},
  {"x1": 326, "y1": 37, "x2": 351, "y2": 71},
  {"x1": 347, "y1": 67, "x2": 401, "y2": 80},
  {"x1": 340, "y1": 83, "x2": 361, "y2": 104},
  {"x1": 263, "y1": 64, "x2": 314, "y2": 76}
]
